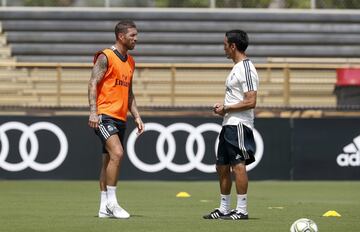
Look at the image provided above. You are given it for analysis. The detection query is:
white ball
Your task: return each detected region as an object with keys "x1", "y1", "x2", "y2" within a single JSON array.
[{"x1": 290, "y1": 218, "x2": 318, "y2": 232}]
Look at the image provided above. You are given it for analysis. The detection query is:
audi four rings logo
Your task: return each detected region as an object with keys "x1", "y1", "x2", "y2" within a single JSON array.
[
  {"x1": 0, "y1": 121, "x2": 68, "y2": 172},
  {"x1": 127, "y1": 122, "x2": 264, "y2": 173}
]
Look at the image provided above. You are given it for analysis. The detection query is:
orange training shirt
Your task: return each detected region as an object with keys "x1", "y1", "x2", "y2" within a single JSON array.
[{"x1": 93, "y1": 48, "x2": 135, "y2": 121}]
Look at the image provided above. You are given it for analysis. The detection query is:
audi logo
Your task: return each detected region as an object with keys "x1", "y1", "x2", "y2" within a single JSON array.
[
  {"x1": 0, "y1": 121, "x2": 68, "y2": 172},
  {"x1": 127, "y1": 122, "x2": 264, "y2": 173}
]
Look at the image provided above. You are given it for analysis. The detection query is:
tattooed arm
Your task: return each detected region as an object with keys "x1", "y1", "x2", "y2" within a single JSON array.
[
  {"x1": 88, "y1": 53, "x2": 107, "y2": 128},
  {"x1": 128, "y1": 80, "x2": 144, "y2": 135}
]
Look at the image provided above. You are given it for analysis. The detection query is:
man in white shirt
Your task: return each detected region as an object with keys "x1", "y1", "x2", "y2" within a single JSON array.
[{"x1": 203, "y1": 29, "x2": 259, "y2": 220}]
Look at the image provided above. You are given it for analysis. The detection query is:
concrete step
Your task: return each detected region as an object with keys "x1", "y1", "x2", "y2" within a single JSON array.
[
  {"x1": 0, "y1": 33, "x2": 6, "y2": 45},
  {"x1": 0, "y1": 57, "x2": 16, "y2": 62},
  {"x1": 0, "y1": 46, "x2": 11, "y2": 57}
]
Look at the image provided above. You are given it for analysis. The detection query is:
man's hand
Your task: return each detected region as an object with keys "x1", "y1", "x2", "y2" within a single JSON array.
[
  {"x1": 213, "y1": 103, "x2": 226, "y2": 116},
  {"x1": 88, "y1": 113, "x2": 99, "y2": 128},
  {"x1": 134, "y1": 117, "x2": 144, "y2": 135}
]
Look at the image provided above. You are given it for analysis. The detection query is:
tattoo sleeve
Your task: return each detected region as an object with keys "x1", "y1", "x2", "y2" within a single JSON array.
[{"x1": 88, "y1": 54, "x2": 107, "y2": 113}]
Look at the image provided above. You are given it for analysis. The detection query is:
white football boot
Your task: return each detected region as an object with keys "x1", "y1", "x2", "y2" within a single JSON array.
[
  {"x1": 98, "y1": 209, "x2": 112, "y2": 218},
  {"x1": 106, "y1": 203, "x2": 130, "y2": 219}
]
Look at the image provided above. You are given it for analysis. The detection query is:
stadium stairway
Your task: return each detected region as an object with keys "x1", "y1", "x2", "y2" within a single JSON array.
[
  {"x1": 0, "y1": 22, "x2": 16, "y2": 63},
  {"x1": 0, "y1": 8, "x2": 360, "y2": 63}
]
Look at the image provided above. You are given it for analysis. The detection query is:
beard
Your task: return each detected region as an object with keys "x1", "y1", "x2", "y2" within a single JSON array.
[{"x1": 127, "y1": 42, "x2": 136, "y2": 50}]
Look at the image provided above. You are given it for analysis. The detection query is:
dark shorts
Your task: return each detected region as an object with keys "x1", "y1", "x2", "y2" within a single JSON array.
[
  {"x1": 94, "y1": 114, "x2": 126, "y2": 153},
  {"x1": 216, "y1": 123, "x2": 256, "y2": 166}
]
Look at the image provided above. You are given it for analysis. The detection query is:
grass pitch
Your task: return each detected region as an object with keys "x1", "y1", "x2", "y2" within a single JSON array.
[{"x1": 0, "y1": 181, "x2": 359, "y2": 232}]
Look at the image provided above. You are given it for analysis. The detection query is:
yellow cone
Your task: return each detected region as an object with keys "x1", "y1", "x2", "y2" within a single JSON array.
[
  {"x1": 323, "y1": 210, "x2": 341, "y2": 217},
  {"x1": 176, "y1": 192, "x2": 191, "y2": 198}
]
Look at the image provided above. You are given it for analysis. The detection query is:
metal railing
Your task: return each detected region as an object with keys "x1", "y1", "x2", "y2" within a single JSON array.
[
  {"x1": 1, "y1": 0, "x2": 359, "y2": 9},
  {"x1": 0, "y1": 62, "x2": 359, "y2": 108}
]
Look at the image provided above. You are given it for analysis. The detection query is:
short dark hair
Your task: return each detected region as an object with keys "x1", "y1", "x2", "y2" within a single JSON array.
[
  {"x1": 114, "y1": 20, "x2": 137, "y2": 38},
  {"x1": 225, "y1": 30, "x2": 249, "y2": 52}
]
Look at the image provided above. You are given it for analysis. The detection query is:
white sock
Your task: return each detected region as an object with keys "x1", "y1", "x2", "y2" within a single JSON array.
[
  {"x1": 236, "y1": 194, "x2": 248, "y2": 215},
  {"x1": 219, "y1": 194, "x2": 231, "y2": 214},
  {"x1": 100, "y1": 191, "x2": 107, "y2": 211},
  {"x1": 106, "y1": 185, "x2": 119, "y2": 205}
]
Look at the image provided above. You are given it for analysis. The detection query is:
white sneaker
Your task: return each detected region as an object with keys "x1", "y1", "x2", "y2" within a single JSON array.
[
  {"x1": 106, "y1": 203, "x2": 130, "y2": 219},
  {"x1": 98, "y1": 209, "x2": 112, "y2": 218}
]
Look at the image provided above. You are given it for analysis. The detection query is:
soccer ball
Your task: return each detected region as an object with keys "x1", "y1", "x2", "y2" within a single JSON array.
[{"x1": 290, "y1": 218, "x2": 318, "y2": 232}]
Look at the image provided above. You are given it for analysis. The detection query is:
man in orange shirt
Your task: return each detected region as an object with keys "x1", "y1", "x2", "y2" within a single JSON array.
[{"x1": 88, "y1": 20, "x2": 144, "y2": 219}]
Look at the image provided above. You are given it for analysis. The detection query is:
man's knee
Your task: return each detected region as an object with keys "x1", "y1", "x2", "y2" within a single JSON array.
[
  {"x1": 216, "y1": 165, "x2": 231, "y2": 176},
  {"x1": 109, "y1": 149, "x2": 124, "y2": 163},
  {"x1": 232, "y1": 162, "x2": 246, "y2": 174}
]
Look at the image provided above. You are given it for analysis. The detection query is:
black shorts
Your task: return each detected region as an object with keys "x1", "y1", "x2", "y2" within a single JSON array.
[
  {"x1": 216, "y1": 123, "x2": 256, "y2": 166},
  {"x1": 94, "y1": 114, "x2": 126, "y2": 153}
]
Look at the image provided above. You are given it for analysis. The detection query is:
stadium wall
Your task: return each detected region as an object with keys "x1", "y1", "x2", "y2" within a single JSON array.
[{"x1": 0, "y1": 115, "x2": 359, "y2": 180}]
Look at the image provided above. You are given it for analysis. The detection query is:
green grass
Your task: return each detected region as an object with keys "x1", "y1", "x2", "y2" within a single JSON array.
[{"x1": 0, "y1": 181, "x2": 359, "y2": 232}]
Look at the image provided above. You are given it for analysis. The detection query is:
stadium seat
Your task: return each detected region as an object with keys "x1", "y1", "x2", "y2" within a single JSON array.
[
  {"x1": 0, "y1": 9, "x2": 360, "y2": 63},
  {"x1": 0, "y1": 8, "x2": 358, "y2": 107}
]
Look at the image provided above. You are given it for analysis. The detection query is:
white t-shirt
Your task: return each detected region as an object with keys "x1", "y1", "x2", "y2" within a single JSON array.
[{"x1": 222, "y1": 59, "x2": 259, "y2": 129}]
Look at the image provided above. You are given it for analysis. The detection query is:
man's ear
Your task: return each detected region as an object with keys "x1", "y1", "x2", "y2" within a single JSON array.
[{"x1": 117, "y1": 33, "x2": 124, "y2": 41}]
